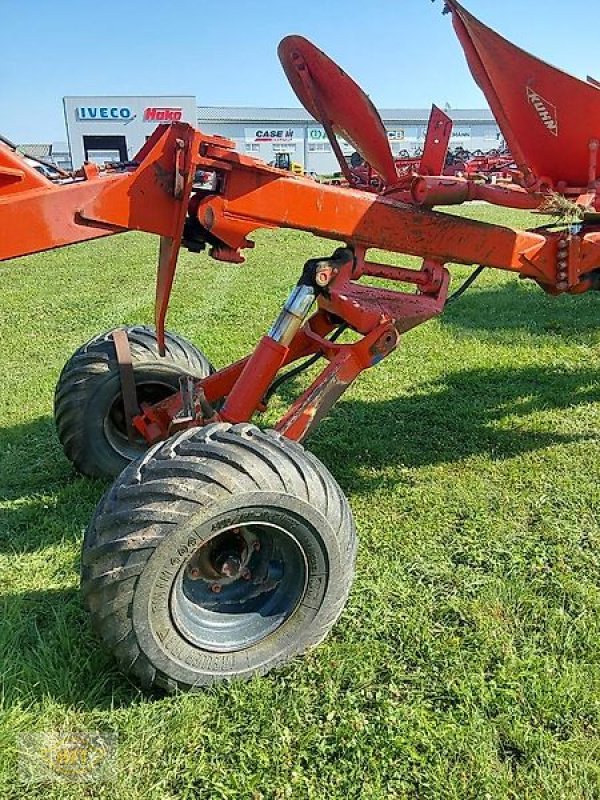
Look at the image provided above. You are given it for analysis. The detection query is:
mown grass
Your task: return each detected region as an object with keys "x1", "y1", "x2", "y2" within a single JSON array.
[{"x1": 1, "y1": 205, "x2": 600, "y2": 798}]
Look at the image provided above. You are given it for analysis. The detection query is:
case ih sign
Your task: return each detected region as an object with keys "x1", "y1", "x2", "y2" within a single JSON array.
[{"x1": 143, "y1": 107, "x2": 183, "y2": 122}]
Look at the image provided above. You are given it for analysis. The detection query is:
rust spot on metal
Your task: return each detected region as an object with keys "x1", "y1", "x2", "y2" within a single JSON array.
[{"x1": 153, "y1": 163, "x2": 176, "y2": 195}]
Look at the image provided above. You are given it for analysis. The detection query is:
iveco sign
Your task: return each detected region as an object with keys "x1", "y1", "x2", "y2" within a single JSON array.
[{"x1": 75, "y1": 106, "x2": 134, "y2": 122}]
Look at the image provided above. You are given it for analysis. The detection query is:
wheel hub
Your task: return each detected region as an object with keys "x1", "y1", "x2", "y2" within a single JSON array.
[
  {"x1": 170, "y1": 521, "x2": 308, "y2": 653},
  {"x1": 187, "y1": 527, "x2": 256, "y2": 587}
]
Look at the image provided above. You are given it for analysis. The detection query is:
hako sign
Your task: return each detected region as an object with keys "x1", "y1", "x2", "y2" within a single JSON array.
[
  {"x1": 75, "y1": 106, "x2": 134, "y2": 122},
  {"x1": 143, "y1": 107, "x2": 183, "y2": 122}
]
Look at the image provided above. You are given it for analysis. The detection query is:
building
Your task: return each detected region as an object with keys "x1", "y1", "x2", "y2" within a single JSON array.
[
  {"x1": 63, "y1": 96, "x2": 197, "y2": 168},
  {"x1": 16, "y1": 142, "x2": 72, "y2": 171},
  {"x1": 197, "y1": 106, "x2": 502, "y2": 175},
  {"x1": 61, "y1": 97, "x2": 501, "y2": 173}
]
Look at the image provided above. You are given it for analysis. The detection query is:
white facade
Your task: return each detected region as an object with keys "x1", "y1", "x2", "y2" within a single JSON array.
[
  {"x1": 63, "y1": 96, "x2": 197, "y2": 168},
  {"x1": 198, "y1": 107, "x2": 502, "y2": 175},
  {"x1": 61, "y1": 97, "x2": 501, "y2": 175}
]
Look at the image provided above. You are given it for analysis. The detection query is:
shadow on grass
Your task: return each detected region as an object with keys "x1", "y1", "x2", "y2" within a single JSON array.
[
  {"x1": 0, "y1": 587, "x2": 141, "y2": 710},
  {"x1": 0, "y1": 416, "x2": 108, "y2": 554},
  {"x1": 3, "y1": 361, "x2": 599, "y2": 551},
  {"x1": 308, "y1": 362, "x2": 600, "y2": 491},
  {"x1": 440, "y1": 280, "x2": 600, "y2": 342},
  {"x1": 0, "y1": 362, "x2": 598, "y2": 708}
]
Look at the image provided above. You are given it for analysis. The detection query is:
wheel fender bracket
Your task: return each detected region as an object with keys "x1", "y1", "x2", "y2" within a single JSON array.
[{"x1": 112, "y1": 328, "x2": 140, "y2": 442}]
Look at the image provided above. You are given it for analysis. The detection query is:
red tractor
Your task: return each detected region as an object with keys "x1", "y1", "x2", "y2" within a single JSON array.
[{"x1": 2, "y1": 1, "x2": 600, "y2": 691}]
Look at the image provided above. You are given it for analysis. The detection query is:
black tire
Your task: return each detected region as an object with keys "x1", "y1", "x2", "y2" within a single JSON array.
[
  {"x1": 81, "y1": 423, "x2": 357, "y2": 692},
  {"x1": 54, "y1": 325, "x2": 213, "y2": 479}
]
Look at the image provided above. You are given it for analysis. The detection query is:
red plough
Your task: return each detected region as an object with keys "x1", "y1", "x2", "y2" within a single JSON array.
[{"x1": 1, "y1": 1, "x2": 600, "y2": 691}]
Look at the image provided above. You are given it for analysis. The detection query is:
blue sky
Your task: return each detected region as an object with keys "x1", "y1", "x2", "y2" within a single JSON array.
[{"x1": 2, "y1": 0, "x2": 598, "y2": 143}]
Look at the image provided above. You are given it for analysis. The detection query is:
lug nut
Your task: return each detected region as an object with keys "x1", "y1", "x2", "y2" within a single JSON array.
[
  {"x1": 253, "y1": 541, "x2": 261, "y2": 552},
  {"x1": 211, "y1": 583, "x2": 222, "y2": 593},
  {"x1": 189, "y1": 567, "x2": 200, "y2": 579},
  {"x1": 241, "y1": 568, "x2": 252, "y2": 580}
]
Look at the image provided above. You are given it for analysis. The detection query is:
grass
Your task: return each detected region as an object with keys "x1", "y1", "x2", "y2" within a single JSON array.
[{"x1": 1, "y1": 205, "x2": 600, "y2": 798}]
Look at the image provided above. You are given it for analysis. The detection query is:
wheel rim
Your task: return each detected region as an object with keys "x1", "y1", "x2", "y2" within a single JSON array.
[
  {"x1": 170, "y1": 522, "x2": 308, "y2": 653},
  {"x1": 103, "y1": 381, "x2": 175, "y2": 459}
]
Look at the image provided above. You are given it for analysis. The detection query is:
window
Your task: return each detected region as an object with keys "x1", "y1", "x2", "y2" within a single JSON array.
[
  {"x1": 245, "y1": 143, "x2": 260, "y2": 152},
  {"x1": 86, "y1": 149, "x2": 122, "y2": 165},
  {"x1": 308, "y1": 142, "x2": 331, "y2": 152},
  {"x1": 272, "y1": 143, "x2": 297, "y2": 152}
]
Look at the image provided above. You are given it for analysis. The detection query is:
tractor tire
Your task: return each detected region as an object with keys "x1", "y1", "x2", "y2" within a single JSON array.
[
  {"x1": 81, "y1": 423, "x2": 357, "y2": 692},
  {"x1": 54, "y1": 325, "x2": 213, "y2": 479}
]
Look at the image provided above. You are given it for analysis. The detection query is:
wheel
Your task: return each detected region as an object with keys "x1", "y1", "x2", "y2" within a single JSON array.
[
  {"x1": 54, "y1": 325, "x2": 213, "y2": 478},
  {"x1": 81, "y1": 423, "x2": 357, "y2": 692}
]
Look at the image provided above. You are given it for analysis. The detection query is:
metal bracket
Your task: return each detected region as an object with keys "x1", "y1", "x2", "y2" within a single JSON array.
[{"x1": 112, "y1": 328, "x2": 140, "y2": 442}]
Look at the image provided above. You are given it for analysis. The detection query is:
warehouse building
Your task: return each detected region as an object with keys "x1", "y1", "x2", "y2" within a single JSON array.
[
  {"x1": 17, "y1": 142, "x2": 72, "y2": 172},
  {"x1": 63, "y1": 96, "x2": 197, "y2": 168},
  {"x1": 62, "y1": 97, "x2": 501, "y2": 173},
  {"x1": 197, "y1": 106, "x2": 501, "y2": 175}
]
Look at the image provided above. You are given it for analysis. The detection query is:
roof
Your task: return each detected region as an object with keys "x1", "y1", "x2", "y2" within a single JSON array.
[
  {"x1": 17, "y1": 143, "x2": 51, "y2": 158},
  {"x1": 51, "y1": 141, "x2": 70, "y2": 154},
  {"x1": 197, "y1": 106, "x2": 496, "y2": 124}
]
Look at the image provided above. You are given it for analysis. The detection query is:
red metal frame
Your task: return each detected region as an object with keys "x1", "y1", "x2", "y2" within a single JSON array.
[{"x1": 2, "y1": 2, "x2": 600, "y2": 448}]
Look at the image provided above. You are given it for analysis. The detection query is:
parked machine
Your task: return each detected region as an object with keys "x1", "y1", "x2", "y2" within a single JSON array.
[
  {"x1": 272, "y1": 151, "x2": 305, "y2": 175},
  {"x1": 2, "y1": 1, "x2": 600, "y2": 691}
]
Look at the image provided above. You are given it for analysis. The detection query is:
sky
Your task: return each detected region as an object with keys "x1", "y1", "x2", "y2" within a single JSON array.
[{"x1": 2, "y1": 0, "x2": 599, "y2": 144}]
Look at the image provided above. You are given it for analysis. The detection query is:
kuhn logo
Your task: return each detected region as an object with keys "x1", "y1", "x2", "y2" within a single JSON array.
[
  {"x1": 143, "y1": 107, "x2": 183, "y2": 122},
  {"x1": 526, "y1": 87, "x2": 558, "y2": 136}
]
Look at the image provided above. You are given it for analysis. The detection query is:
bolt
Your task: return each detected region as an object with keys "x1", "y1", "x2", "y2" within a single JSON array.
[
  {"x1": 241, "y1": 568, "x2": 252, "y2": 580},
  {"x1": 556, "y1": 280, "x2": 568, "y2": 291},
  {"x1": 189, "y1": 567, "x2": 200, "y2": 579},
  {"x1": 211, "y1": 583, "x2": 222, "y2": 593},
  {"x1": 253, "y1": 541, "x2": 261, "y2": 552},
  {"x1": 558, "y1": 239, "x2": 569, "y2": 250}
]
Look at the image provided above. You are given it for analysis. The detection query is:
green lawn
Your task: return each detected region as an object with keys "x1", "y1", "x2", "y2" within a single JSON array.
[{"x1": 1, "y1": 206, "x2": 600, "y2": 799}]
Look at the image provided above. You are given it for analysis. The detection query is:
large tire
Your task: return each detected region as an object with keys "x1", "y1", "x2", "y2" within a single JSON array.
[
  {"x1": 81, "y1": 423, "x2": 357, "y2": 692},
  {"x1": 54, "y1": 325, "x2": 213, "y2": 479}
]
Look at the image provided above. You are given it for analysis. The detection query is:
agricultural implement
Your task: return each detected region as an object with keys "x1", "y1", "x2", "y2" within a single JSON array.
[
  {"x1": 351, "y1": 145, "x2": 515, "y2": 186},
  {"x1": 2, "y1": 1, "x2": 600, "y2": 691}
]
